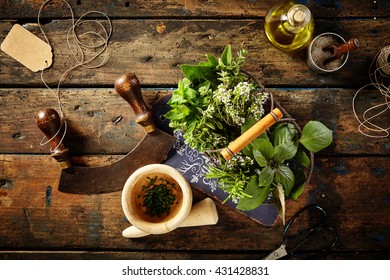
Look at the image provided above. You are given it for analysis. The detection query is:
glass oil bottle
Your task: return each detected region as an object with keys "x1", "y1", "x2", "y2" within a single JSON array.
[{"x1": 264, "y1": 2, "x2": 314, "y2": 51}]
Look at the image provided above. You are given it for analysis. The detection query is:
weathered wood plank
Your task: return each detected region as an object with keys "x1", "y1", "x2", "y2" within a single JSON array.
[
  {"x1": 0, "y1": 19, "x2": 387, "y2": 87},
  {"x1": 2, "y1": 250, "x2": 390, "y2": 260},
  {"x1": 0, "y1": 88, "x2": 167, "y2": 155},
  {"x1": 1, "y1": 0, "x2": 389, "y2": 261},
  {"x1": 1, "y1": 154, "x2": 389, "y2": 252},
  {"x1": 1, "y1": 88, "x2": 388, "y2": 155},
  {"x1": 0, "y1": 0, "x2": 388, "y2": 19}
]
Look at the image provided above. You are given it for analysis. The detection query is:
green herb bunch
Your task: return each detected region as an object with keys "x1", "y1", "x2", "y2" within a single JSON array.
[
  {"x1": 165, "y1": 45, "x2": 333, "y2": 221},
  {"x1": 142, "y1": 176, "x2": 177, "y2": 218},
  {"x1": 231, "y1": 121, "x2": 332, "y2": 223},
  {"x1": 165, "y1": 45, "x2": 269, "y2": 153}
]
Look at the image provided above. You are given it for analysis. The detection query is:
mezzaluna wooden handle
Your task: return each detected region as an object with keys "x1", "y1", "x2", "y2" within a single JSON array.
[
  {"x1": 35, "y1": 108, "x2": 71, "y2": 169},
  {"x1": 221, "y1": 108, "x2": 283, "y2": 161},
  {"x1": 114, "y1": 73, "x2": 157, "y2": 133}
]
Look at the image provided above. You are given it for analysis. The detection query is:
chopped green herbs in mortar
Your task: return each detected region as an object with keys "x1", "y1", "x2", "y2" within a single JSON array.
[{"x1": 141, "y1": 176, "x2": 177, "y2": 218}]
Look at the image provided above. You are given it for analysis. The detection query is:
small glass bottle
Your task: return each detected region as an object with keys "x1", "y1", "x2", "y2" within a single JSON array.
[{"x1": 264, "y1": 2, "x2": 314, "y2": 51}]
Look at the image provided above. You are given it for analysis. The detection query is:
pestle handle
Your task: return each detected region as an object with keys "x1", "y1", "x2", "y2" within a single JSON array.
[
  {"x1": 35, "y1": 108, "x2": 71, "y2": 169},
  {"x1": 114, "y1": 73, "x2": 157, "y2": 133},
  {"x1": 221, "y1": 108, "x2": 283, "y2": 161},
  {"x1": 122, "y1": 198, "x2": 219, "y2": 238},
  {"x1": 179, "y1": 197, "x2": 218, "y2": 227}
]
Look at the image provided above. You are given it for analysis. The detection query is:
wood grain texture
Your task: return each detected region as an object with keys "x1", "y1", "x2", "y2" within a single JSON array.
[
  {"x1": 0, "y1": 19, "x2": 387, "y2": 87},
  {"x1": 0, "y1": 0, "x2": 388, "y2": 19},
  {"x1": 2, "y1": 251, "x2": 390, "y2": 260},
  {"x1": 1, "y1": 88, "x2": 388, "y2": 155},
  {"x1": 0, "y1": 155, "x2": 389, "y2": 254},
  {"x1": 1, "y1": 0, "x2": 390, "y2": 260}
]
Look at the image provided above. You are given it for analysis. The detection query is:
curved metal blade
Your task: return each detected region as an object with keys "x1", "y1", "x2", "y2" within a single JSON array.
[{"x1": 58, "y1": 130, "x2": 175, "y2": 194}]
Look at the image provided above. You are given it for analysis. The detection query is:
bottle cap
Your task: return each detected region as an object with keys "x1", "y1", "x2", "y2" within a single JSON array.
[{"x1": 287, "y1": 4, "x2": 311, "y2": 28}]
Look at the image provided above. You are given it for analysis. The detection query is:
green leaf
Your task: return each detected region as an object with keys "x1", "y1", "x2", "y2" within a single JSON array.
[
  {"x1": 271, "y1": 123, "x2": 298, "y2": 147},
  {"x1": 205, "y1": 54, "x2": 218, "y2": 67},
  {"x1": 299, "y1": 121, "x2": 333, "y2": 153},
  {"x1": 272, "y1": 142, "x2": 297, "y2": 163},
  {"x1": 180, "y1": 65, "x2": 200, "y2": 82},
  {"x1": 221, "y1": 45, "x2": 232, "y2": 66},
  {"x1": 169, "y1": 91, "x2": 185, "y2": 105},
  {"x1": 180, "y1": 65, "x2": 214, "y2": 84},
  {"x1": 275, "y1": 165, "x2": 295, "y2": 196},
  {"x1": 288, "y1": 167, "x2": 307, "y2": 200},
  {"x1": 184, "y1": 87, "x2": 198, "y2": 102},
  {"x1": 253, "y1": 138, "x2": 274, "y2": 167},
  {"x1": 242, "y1": 145, "x2": 253, "y2": 158},
  {"x1": 164, "y1": 105, "x2": 191, "y2": 120},
  {"x1": 215, "y1": 120, "x2": 224, "y2": 130},
  {"x1": 272, "y1": 183, "x2": 286, "y2": 225},
  {"x1": 236, "y1": 176, "x2": 271, "y2": 211},
  {"x1": 295, "y1": 150, "x2": 311, "y2": 168},
  {"x1": 198, "y1": 80, "x2": 211, "y2": 96},
  {"x1": 258, "y1": 166, "x2": 275, "y2": 187}
]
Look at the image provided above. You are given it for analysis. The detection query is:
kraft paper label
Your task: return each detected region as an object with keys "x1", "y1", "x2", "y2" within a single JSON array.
[{"x1": 1, "y1": 24, "x2": 53, "y2": 72}]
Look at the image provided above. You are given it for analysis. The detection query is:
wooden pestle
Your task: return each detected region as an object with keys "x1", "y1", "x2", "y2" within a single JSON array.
[
  {"x1": 221, "y1": 108, "x2": 283, "y2": 161},
  {"x1": 122, "y1": 198, "x2": 218, "y2": 238}
]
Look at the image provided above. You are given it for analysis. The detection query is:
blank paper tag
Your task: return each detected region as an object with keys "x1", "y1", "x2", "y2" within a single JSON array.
[{"x1": 1, "y1": 24, "x2": 53, "y2": 72}]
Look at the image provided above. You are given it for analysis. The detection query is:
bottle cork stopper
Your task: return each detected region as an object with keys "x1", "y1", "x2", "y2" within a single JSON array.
[
  {"x1": 287, "y1": 4, "x2": 311, "y2": 27},
  {"x1": 293, "y1": 10, "x2": 306, "y2": 23}
]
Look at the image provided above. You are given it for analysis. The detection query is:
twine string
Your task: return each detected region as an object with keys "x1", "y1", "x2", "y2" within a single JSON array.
[
  {"x1": 37, "y1": 0, "x2": 112, "y2": 151},
  {"x1": 352, "y1": 46, "x2": 390, "y2": 138}
]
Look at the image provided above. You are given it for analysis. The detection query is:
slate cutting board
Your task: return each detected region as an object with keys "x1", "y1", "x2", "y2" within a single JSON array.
[{"x1": 153, "y1": 95, "x2": 279, "y2": 226}]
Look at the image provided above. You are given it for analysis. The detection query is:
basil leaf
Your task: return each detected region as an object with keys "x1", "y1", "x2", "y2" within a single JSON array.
[
  {"x1": 180, "y1": 65, "x2": 201, "y2": 82},
  {"x1": 271, "y1": 123, "x2": 298, "y2": 146},
  {"x1": 275, "y1": 165, "x2": 295, "y2": 196},
  {"x1": 242, "y1": 146, "x2": 253, "y2": 158},
  {"x1": 295, "y1": 150, "x2": 311, "y2": 168},
  {"x1": 236, "y1": 176, "x2": 271, "y2": 211},
  {"x1": 253, "y1": 138, "x2": 274, "y2": 167},
  {"x1": 258, "y1": 166, "x2": 275, "y2": 186},
  {"x1": 299, "y1": 121, "x2": 333, "y2": 153},
  {"x1": 272, "y1": 141, "x2": 297, "y2": 163},
  {"x1": 288, "y1": 167, "x2": 307, "y2": 200},
  {"x1": 272, "y1": 183, "x2": 286, "y2": 225},
  {"x1": 205, "y1": 54, "x2": 219, "y2": 67},
  {"x1": 221, "y1": 44, "x2": 232, "y2": 66},
  {"x1": 180, "y1": 65, "x2": 214, "y2": 84}
]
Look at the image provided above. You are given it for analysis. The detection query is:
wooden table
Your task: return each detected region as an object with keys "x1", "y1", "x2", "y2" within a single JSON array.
[{"x1": 1, "y1": 0, "x2": 389, "y2": 260}]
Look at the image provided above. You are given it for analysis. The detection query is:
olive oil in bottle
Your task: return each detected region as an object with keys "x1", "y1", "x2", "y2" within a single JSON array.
[{"x1": 264, "y1": 3, "x2": 314, "y2": 51}]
